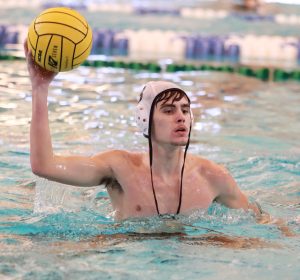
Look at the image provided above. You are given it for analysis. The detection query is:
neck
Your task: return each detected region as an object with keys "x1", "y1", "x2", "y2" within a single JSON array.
[{"x1": 150, "y1": 142, "x2": 184, "y2": 176}]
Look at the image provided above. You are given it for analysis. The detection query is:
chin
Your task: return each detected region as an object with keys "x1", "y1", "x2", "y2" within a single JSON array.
[{"x1": 171, "y1": 139, "x2": 189, "y2": 146}]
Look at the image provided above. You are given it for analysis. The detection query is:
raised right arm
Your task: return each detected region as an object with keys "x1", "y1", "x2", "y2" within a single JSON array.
[{"x1": 25, "y1": 40, "x2": 117, "y2": 187}]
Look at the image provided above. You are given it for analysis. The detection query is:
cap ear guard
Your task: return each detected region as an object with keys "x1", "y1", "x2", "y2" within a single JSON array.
[{"x1": 135, "y1": 103, "x2": 149, "y2": 137}]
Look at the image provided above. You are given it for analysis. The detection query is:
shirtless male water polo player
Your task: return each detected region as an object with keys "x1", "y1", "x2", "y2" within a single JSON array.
[{"x1": 24, "y1": 41, "x2": 263, "y2": 221}]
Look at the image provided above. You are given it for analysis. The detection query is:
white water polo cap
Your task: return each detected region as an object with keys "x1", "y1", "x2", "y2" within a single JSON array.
[{"x1": 135, "y1": 80, "x2": 193, "y2": 137}]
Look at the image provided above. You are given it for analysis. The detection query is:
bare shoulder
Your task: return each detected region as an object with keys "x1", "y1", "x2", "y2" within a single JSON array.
[
  {"x1": 91, "y1": 149, "x2": 144, "y2": 167},
  {"x1": 187, "y1": 154, "x2": 226, "y2": 172},
  {"x1": 187, "y1": 154, "x2": 232, "y2": 184},
  {"x1": 187, "y1": 155, "x2": 247, "y2": 208}
]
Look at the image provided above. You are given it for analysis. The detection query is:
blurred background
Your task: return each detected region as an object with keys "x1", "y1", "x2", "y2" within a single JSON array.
[{"x1": 1, "y1": 0, "x2": 300, "y2": 77}]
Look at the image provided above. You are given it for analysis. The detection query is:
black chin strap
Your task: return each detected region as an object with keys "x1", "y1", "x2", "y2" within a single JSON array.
[{"x1": 148, "y1": 125, "x2": 191, "y2": 216}]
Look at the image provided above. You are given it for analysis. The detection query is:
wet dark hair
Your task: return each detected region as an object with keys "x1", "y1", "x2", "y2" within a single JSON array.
[{"x1": 155, "y1": 90, "x2": 190, "y2": 107}]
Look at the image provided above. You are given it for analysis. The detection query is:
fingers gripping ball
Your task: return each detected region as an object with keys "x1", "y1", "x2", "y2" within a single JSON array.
[{"x1": 27, "y1": 7, "x2": 93, "y2": 72}]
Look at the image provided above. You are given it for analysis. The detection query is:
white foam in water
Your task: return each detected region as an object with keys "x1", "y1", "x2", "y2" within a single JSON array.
[{"x1": 33, "y1": 177, "x2": 103, "y2": 214}]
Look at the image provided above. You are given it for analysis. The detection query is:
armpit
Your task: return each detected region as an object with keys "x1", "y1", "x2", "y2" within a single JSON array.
[{"x1": 100, "y1": 177, "x2": 123, "y2": 193}]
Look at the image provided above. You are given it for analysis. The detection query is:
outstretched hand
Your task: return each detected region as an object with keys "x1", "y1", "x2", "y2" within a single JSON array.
[{"x1": 24, "y1": 39, "x2": 57, "y2": 88}]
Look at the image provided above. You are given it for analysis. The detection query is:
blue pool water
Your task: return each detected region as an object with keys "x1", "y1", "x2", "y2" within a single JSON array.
[{"x1": 0, "y1": 60, "x2": 299, "y2": 279}]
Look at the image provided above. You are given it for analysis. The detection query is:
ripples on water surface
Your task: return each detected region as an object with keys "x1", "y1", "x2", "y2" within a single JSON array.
[{"x1": 0, "y1": 61, "x2": 300, "y2": 279}]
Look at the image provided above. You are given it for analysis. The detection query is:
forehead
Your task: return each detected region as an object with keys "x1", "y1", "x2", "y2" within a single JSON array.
[
  {"x1": 157, "y1": 97, "x2": 189, "y2": 107},
  {"x1": 155, "y1": 90, "x2": 190, "y2": 107}
]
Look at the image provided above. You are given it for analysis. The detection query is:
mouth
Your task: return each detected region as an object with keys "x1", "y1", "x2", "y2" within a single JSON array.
[{"x1": 174, "y1": 126, "x2": 187, "y2": 133}]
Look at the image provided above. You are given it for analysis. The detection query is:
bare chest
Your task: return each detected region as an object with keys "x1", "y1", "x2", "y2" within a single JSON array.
[{"x1": 108, "y1": 165, "x2": 216, "y2": 219}]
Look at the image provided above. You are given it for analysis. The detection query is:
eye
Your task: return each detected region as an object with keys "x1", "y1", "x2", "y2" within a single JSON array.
[
  {"x1": 182, "y1": 109, "x2": 189, "y2": 114},
  {"x1": 163, "y1": 108, "x2": 173, "y2": 114}
]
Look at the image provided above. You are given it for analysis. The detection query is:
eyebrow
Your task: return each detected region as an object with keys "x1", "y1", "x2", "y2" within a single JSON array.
[
  {"x1": 182, "y1": 104, "x2": 190, "y2": 108},
  {"x1": 160, "y1": 103, "x2": 190, "y2": 108}
]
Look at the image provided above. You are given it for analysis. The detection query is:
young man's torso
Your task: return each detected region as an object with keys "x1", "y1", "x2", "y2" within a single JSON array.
[{"x1": 104, "y1": 151, "x2": 221, "y2": 220}]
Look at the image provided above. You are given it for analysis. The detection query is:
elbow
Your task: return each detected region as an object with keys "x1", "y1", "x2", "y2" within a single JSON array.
[
  {"x1": 30, "y1": 160, "x2": 49, "y2": 178},
  {"x1": 31, "y1": 164, "x2": 44, "y2": 177}
]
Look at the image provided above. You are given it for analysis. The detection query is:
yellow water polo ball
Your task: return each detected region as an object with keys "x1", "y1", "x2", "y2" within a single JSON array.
[{"x1": 27, "y1": 7, "x2": 93, "y2": 72}]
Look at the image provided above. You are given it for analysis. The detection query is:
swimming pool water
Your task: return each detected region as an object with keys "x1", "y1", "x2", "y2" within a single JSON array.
[{"x1": 0, "y1": 61, "x2": 299, "y2": 279}]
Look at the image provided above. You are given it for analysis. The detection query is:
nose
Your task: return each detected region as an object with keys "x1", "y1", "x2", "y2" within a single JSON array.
[{"x1": 175, "y1": 110, "x2": 185, "y2": 123}]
